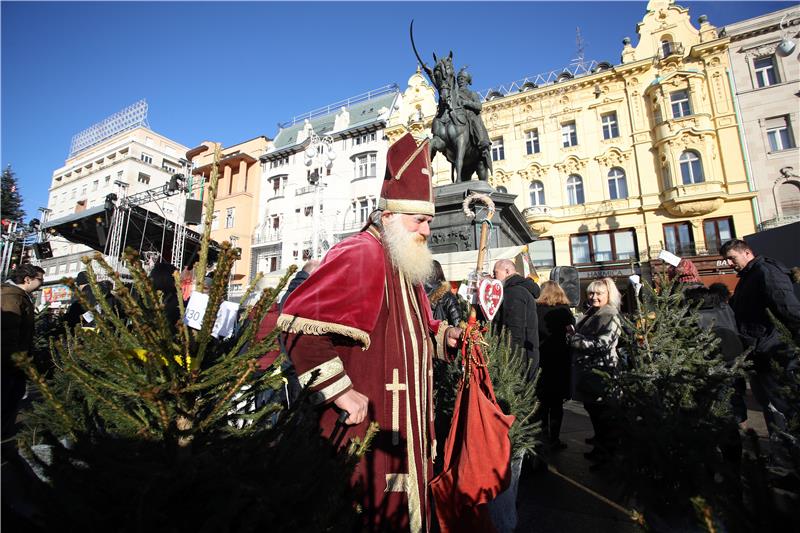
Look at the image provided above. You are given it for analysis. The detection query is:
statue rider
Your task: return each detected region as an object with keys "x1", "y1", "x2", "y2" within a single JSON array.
[{"x1": 456, "y1": 68, "x2": 492, "y2": 156}]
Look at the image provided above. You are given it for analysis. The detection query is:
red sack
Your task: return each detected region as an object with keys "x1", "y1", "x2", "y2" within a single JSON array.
[{"x1": 430, "y1": 317, "x2": 515, "y2": 532}]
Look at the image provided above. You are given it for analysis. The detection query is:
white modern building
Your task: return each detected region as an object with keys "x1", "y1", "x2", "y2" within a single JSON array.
[
  {"x1": 252, "y1": 85, "x2": 400, "y2": 282},
  {"x1": 724, "y1": 7, "x2": 800, "y2": 230},
  {"x1": 42, "y1": 101, "x2": 189, "y2": 282}
]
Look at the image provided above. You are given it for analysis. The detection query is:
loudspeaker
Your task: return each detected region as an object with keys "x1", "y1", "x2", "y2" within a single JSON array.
[
  {"x1": 184, "y1": 199, "x2": 203, "y2": 225},
  {"x1": 32, "y1": 241, "x2": 53, "y2": 259},
  {"x1": 550, "y1": 266, "x2": 581, "y2": 307}
]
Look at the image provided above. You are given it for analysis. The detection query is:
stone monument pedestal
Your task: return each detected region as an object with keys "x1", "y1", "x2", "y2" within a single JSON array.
[{"x1": 429, "y1": 181, "x2": 536, "y2": 254}]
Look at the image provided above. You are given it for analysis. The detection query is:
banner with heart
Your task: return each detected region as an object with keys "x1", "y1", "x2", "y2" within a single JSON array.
[{"x1": 478, "y1": 278, "x2": 504, "y2": 321}]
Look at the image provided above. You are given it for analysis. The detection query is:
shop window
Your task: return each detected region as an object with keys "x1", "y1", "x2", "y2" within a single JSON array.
[
  {"x1": 531, "y1": 238, "x2": 555, "y2": 267},
  {"x1": 663, "y1": 222, "x2": 695, "y2": 256},
  {"x1": 703, "y1": 217, "x2": 734, "y2": 255},
  {"x1": 569, "y1": 229, "x2": 637, "y2": 265}
]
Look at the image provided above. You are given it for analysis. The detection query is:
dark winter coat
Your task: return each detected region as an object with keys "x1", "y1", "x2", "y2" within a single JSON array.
[
  {"x1": 521, "y1": 278, "x2": 541, "y2": 299},
  {"x1": 280, "y1": 270, "x2": 311, "y2": 312},
  {"x1": 684, "y1": 287, "x2": 747, "y2": 423},
  {"x1": 427, "y1": 281, "x2": 462, "y2": 326},
  {"x1": 493, "y1": 274, "x2": 540, "y2": 380},
  {"x1": 684, "y1": 287, "x2": 743, "y2": 363},
  {"x1": 64, "y1": 285, "x2": 92, "y2": 330},
  {"x1": 729, "y1": 256, "x2": 800, "y2": 369},
  {"x1": 537, "y1": 304, "x2": 575, "y2": 401},
  {"x1": 1, "y1": 282, "x2": 35, "y2": 431},
  {"x1": 570, "y1": 305, "x2": 621, "y2": 403}
]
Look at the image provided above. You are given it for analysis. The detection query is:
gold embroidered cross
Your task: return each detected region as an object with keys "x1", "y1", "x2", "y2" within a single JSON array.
[{"x1": 386, "y1": 368, "x2": 407, "y2": 445}]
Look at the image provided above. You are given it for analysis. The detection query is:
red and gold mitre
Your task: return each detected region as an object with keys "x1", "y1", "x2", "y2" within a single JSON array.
[{"x1": 378, "y1": 133, "x2": 434, "y2": 216}]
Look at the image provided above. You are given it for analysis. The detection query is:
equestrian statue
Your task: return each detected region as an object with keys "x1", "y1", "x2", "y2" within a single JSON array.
[{"x1": 410, "y1": 21, "x2": 493, "y2": 183}]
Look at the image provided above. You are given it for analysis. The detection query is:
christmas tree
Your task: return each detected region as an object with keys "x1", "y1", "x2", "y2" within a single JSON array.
[
  {"x1": 11, "y1": 148, "x2": 376, "y2": 532},
  {"x1": 484, "y1": 326, "x2": 541, "y2": 461},
  {"x1": 607, "y1": 277, "x2": 747, "y2": 529},
  {"x1": 1, "y1": 164, "x2": 26, "y2": 223}
]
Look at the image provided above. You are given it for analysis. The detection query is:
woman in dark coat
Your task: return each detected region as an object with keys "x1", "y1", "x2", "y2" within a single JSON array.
[
  {"x1": 537, "y1": 281, "x2": 576, "y2": 449},
  {"x1": 425, "y1": 260, "x2": 463, "y2": 326}
]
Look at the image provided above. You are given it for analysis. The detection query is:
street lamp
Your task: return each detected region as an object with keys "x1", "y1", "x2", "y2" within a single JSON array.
[{"x1": 303, "y1": 132, "x2": 336, "y2": 259}]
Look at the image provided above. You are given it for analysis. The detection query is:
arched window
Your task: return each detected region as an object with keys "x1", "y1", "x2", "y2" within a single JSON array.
[
  {"x1": 496, "y1": 186, "x2": 508, "y2": 194},
  {"x1": 529, "y1": 181, "x2": 545, "y2": 206},
  {"x1": 607, "y1": 168, "x2": 628, "y2": 200},
  {"x1": 679, "y1": 151, "x2": 704, "y2": 184},
  {"x1": 566, "y1": 175, "x2": 585, "y2": 205}
]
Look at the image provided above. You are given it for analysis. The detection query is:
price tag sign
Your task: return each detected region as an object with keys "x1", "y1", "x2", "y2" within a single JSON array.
[
  {"x1": 183, "y1": 291, "x2": 209, "y2": 330},
  {"x1": 658, "y1": 249, "x2": 682, "y2": 267},
  {"x1": 212, "y1": 301, "x2": 239, "y2": 339},
  {"x1": 183, "y1": 291, "x2": 240, "y2": 339}
]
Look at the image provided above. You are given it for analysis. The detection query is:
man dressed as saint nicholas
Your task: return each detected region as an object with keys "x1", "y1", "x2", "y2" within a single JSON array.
[{"x1": 278, "y1": 132, "x2": 462, "y2": 532}]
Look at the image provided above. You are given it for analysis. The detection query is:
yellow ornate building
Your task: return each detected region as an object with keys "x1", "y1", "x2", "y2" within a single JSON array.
[
  {"x1": 388, "y1": 0, "x2": 758, "y2": 286},
  {"x1": 189, "y1": 136, "x2": 271, "y2": 298}
]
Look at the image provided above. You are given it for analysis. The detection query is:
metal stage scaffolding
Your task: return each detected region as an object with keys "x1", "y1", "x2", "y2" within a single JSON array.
[{"x1": 42, "y1": 191, "x2": 218, "y2": 275}]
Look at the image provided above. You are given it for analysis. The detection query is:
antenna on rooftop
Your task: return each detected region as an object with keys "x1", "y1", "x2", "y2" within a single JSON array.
[{"x1": 570, "y1": 27, "x2": 590, "y2": 73}]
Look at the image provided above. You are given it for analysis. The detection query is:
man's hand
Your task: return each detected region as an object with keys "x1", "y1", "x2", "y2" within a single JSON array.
[
  {"x1": 333, "y1": 388, "x2": 369, "y2": 425},
  {"x1": 445, "y1": 326, "x2": 462, "y2": 348}
]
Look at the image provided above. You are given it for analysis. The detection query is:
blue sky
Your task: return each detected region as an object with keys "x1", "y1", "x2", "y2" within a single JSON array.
[{"x1": 2, "y1": 1, "x2": 792, "y2": 219}]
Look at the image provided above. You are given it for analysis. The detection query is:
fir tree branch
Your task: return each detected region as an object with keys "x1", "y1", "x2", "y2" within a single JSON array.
[
  {"x1": 192, "y1": 243, "x2": 236, "y2": 371},
  {"x1": 194, "y1": 145, "x2": 221, "y2": 293},
  {"x1": 172, "y1": 270, "x2": 192, "y2": 364},
  {"x1": 198, "y1": 359, "x2": 258, "y2": 432},
  {"x1": 238, "y1": 271, "x2": 264, "y2": 318},
  {"x1": 13, "y1": 352, "x2": 76, "y2": 441}
]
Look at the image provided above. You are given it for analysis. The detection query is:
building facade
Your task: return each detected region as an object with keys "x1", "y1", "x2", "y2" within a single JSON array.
[
  {"x1": 190, "y1": 136, "x2": 270, "y2": 297},
  {"x1": 253, "y1": 85, "x2": 399, "y2": 284},
  {"x1": 724, "y1": 6, "x2": 800, "y2": 230},
  {"x1": 388, "y1": 0, "x2": 758, "y2": 288},
  {"x1": 44, "y1": 119, "x2": 188, "y2": 284}
]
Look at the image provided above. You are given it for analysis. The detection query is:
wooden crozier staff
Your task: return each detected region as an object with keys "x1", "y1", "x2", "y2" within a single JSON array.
[
  {"x1": 430, "y1": 191, "x2": 514, "y2": 532},
  {"x1": 462, "y1": 192, "x2": 497, "y2": 320}
]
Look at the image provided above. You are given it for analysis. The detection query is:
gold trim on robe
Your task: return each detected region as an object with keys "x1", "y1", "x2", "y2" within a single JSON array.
[
  {"x1": 434, "y1": 322, "x2": 449, "y2": 361},
  {"x1": 278, "y1": 314, "x2": 371, "y2": 350},
  {"x1": 384, "y1": 473, "x2": 408, "y2": 493},
  {"x1": 312, "y1": 374, "x2": 352, "y2": 405},
  {"x1": 297, "y1": 357, "x2": 345, "y2": 387}
]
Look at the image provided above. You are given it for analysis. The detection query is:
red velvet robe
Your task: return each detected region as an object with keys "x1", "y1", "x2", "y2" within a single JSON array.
[{"x1": 279, "y1": 229, "x2": 448, "y2": 532}]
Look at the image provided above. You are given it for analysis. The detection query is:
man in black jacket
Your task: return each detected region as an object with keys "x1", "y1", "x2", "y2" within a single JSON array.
[
  {"x1": 720, "y1": 239, "x2": 800, "y2": 432},
  {"x1": 493, "y1": 259, "x2": 539, "y2": 380}
]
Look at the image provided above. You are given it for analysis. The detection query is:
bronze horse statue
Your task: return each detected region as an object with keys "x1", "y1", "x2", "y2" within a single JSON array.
[{"x1": 410, "y1": 22, "x2": 492, "y2": 183}]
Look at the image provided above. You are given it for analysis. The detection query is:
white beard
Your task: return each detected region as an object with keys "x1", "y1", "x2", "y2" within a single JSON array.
[{"x1": 382, "y1": 215, "x2": 434, "y2": 286}]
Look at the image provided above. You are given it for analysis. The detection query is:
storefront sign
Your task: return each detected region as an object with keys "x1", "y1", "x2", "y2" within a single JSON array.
[{"x1": 42, "y1": 284, "x2": 72, "y2": 303}]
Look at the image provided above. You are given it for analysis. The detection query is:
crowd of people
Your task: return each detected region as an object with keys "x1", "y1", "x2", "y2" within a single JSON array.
[{"x1": 2, "y1": 132, "x2": 799, "y2": 532}]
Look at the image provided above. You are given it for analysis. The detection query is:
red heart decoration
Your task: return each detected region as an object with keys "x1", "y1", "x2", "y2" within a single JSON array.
[{"x1": 478, "y1": 278, "x2": 504, "y2": 321}]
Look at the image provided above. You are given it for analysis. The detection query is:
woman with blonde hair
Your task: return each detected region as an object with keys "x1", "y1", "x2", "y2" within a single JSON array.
[
  {"x1": 568, "y1": 277, "x2": 622, "y2": 466},
  {"x1": 537, "y1": 281, "x2": 576, "y2": 450}
]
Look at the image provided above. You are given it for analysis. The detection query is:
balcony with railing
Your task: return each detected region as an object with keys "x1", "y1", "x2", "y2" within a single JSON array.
[
  {"x1": 295, "y1": 186, "x2": 316, "y2": 196},
  {"x1": 522, "y1": 206, "x2": 555, "y2": 234},
  {"x1": 658, "y1": 41, "x2": 684, "y2": 61},
  {"x1": 334, "y1": 219, "x2": 366, "y2": 234},
  {"x1": 659, "y1": 180, "x2": 726, "y2": 217},
  {"x1": 758, "y1": 213, "x2": 800, "y2": 231},
  {"x1": 252, "y1": 229, "x2": 282, "y2": 246}
]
